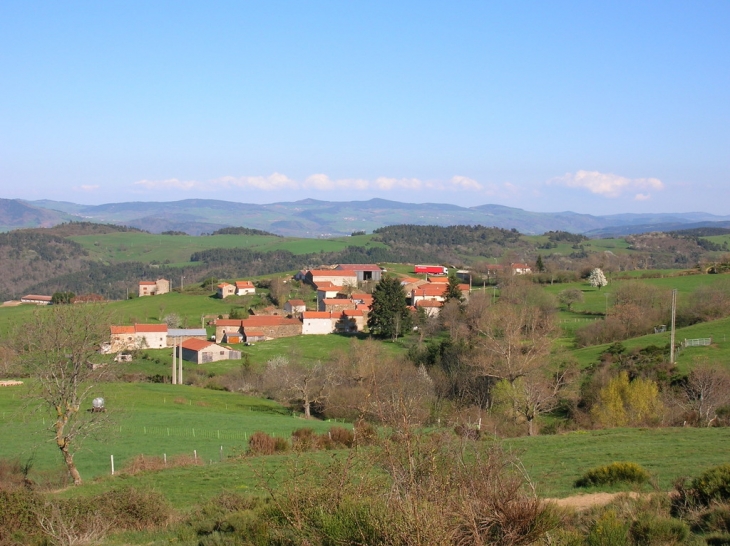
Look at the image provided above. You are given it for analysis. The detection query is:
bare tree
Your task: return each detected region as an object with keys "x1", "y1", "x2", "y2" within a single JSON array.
[
  {"x1": 684, "y1": 363, "x2": 730, "y2": 426},
  {"x1": 468, "y1": 301, "x2": 559, "y2": 385},
  {"x1": 263, "y1": 356, "x2": 337, "y2": 418},
  {"x1": 12, "y1": 304, "x2": 111, "y2": 485}
]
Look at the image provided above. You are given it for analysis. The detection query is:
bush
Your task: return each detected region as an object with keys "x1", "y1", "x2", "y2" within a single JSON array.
[
  {"x1": 585, "y1": 510, "x2": 629, "y2": 546},
  {"x1": 695, "y1": 504, "x2": 730, "y2": 534},
  {"x1": 629, "y1": 515, "x2": 689, "y2": 545},
  {"x1": 248, "y1": 431, "x2": 288, "y2": 456},
  {"x1": 353, "y1": 419, "x2": 378, "y2": 446},
  {"x1": 291, "y1": 427, "x2": 317, "y2": 451},
  {"x1": 575, "y1": 462, "x2": 651, "y2": 488},
  {"x1": 692, "y1": 464, "x2": 730, "y2": 505},
  {"x1": 328, "y1": 426, "x2": 354, "y2": 448}
]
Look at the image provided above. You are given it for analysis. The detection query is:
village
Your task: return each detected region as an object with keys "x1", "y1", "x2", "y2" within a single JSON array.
[{"x1": 95, "y1": 262, "x2": 518, "y2": 365}]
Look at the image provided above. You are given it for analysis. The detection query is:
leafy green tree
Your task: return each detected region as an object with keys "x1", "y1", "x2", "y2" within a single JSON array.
[
  {"x1": 368, "y1": 276, "x2": 412, "y2": 340},
  {"x1": 444, "y1": 274, "x2": 463, "y2": 303},
  {"x1": 535, "y1": 254, "x2": 545, "y2": 273},
  {"x1": 591, "y1": 371, "x2": 663, "y2": 427},
  {"x1": 51, "y1": 291, "x2": 75, "y2": 305}
]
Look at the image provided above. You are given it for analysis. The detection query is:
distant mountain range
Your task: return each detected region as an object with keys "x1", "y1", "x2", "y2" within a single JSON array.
[{"x1": 1, "y1": 197, "x2": 729, "y2": 237}]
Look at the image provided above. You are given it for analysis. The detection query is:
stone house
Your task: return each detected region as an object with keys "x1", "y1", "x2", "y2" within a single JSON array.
[
  {"x1": 241, "y1": 316, "x2": 302, "y2": 339},
  {"x1": 138, "y1": 278, "x2": 169, "y2": 297},
  {"x1": 284, "y1": 299, "x2": 307, "y2": 315},
  {"x1": 320, "y1": 298, "x2": 356, "y2": 313}
]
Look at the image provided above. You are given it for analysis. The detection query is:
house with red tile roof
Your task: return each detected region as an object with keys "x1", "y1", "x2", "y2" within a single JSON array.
[
  {"x1": 302, "y1": 311, "x2": 336, "y2": 335},
  {"x1": 109, "y1": 323, "x2": 168, "y2": 351},
  {"x1": 234, "y1": 280, "x2": 256, "y2": 295},
  {"x1": 217, "y1": 282, "x2": 236, "y2": 299}
]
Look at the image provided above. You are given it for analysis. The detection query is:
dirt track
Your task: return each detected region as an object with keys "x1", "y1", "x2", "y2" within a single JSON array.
[{"x1": 547, "y1": 492, "x2": 642, "y2": 511}]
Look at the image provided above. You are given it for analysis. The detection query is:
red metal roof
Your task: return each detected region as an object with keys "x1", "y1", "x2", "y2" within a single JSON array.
[
  {"x1": 308, "y1": 269, "x2": 358, "y2": 277},
  {"x1": 181, "y1": 338, "x2": 214, "y2": 351},
  {"x1": 235, "y1": 280, "x2": 254, "y2": 288}
]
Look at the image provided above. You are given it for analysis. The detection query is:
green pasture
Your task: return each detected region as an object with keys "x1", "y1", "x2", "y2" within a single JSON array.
[
  {"x1": 0, "y1": 382, "x2": 340, "y2": 484},
  {"x1": 570, "y1": 314, "x2": 730, "y2": 370},
  {"x1": 509, "y1": 427, "x2": 730, "y2": 497},
  {"x1": 128, "y1": 333, "x2": 409, "y2": 380},
  {"x1": 53, "y1": 425, "x2": 730, "y2": 510},
  {"x1": 70, "y1": 232, "x2": 383, "y2": 265}
]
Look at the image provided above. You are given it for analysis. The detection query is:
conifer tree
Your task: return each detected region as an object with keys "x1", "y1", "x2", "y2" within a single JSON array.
[{"x1": 368, "y1": 276, "x2": 411, "y2": 341}]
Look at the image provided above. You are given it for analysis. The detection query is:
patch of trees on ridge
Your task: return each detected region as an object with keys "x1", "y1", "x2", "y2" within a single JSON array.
[
  {"x1": 22, "y1": 221, "x2": 147, "y2": 237},
  {"x1": 208, "y1": 226, "x2": 281, "y2": 237}
]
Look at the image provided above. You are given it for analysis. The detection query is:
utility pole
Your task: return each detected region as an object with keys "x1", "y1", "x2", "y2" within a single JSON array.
[
  {"x1": 171, "y1": 337, "x2": 177, "y2": 385},
  {"x1": 670, "y1": 288, "x2": 677, "y2": 364}
]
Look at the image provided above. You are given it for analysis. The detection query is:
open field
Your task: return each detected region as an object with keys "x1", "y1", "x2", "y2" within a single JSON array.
[
  {"x1": 45, "y1": 424, "x2": 730, "y2": 510},
  {"x1": 0, "y1": 382, "x2": 341, "y2": 483},
  {"x1": 69, "y1": 232, "x2": 384, "y2": 264}
]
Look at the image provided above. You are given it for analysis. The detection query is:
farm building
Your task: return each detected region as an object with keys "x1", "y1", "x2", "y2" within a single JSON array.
[
  {"x1": 335, "y1": 264, "x2": 383, "y2": 282},
  {"x1": 167, "y1": 329, "x2": 207, "y2": 346},
  {"x1": 180, "y1": 339, "x2": 241, "y2": 364},
  {"x1": 20, "y1": 294, "x2": 52, "y2": 305},
  {"x1": 305, "y1": 269, "x2": 358, "y2": 288}
]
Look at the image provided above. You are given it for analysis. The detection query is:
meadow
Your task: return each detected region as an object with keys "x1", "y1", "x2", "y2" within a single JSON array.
[{"x1": 69, "y1": 232, "x2": 384, "y2": 265}]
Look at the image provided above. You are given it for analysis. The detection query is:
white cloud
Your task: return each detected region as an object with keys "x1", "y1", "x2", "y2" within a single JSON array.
[
  {"x1": 134, "y1": 178, "x2": 198, "y2": 190},
  {"x1": 550, "y1": 170, "x2": 664, "y2": 198},
  {"x1": 634, "y1": 193, "x2": 651, "y2": 201},
  {"x1": 449, "y1": 176, "x2": 482, "y2": 190},
  {"x1": 74, "y1": 184, "x2": 100, "y2": 192},
  {"x1": 303, "y1": 174, "x2": 370, "y2": 190},
  {"x1": 132, "y1": 173, "x2": 490, "y2": 195}
]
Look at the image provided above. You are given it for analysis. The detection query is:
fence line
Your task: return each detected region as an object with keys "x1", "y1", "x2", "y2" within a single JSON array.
[
  {"x1": 124, "y1": 425, "x2": 251, "y2": 441},
  {"x1": 684, "y1": 337, "x2": 712, "y2": 347}
]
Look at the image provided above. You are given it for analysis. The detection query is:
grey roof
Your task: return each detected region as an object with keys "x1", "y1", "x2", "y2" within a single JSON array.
[{"x1": 168, "y1": 329, "x2": 207, "y2": 337}]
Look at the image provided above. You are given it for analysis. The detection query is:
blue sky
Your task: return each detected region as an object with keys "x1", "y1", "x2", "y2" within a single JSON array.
[{"x1": 1, "y1": 1, "x2": 728, "y2": 215}]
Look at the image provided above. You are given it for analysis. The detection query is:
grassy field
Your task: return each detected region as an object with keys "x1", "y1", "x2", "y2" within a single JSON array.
[
  {"x1": 0, "y1": 382, "x2": 342, "y2": 484},
  {"x1": 46, "y1": 424, "x2": 730, "y2": 510},
  {"x1": 69, "y1": 232, "x2": 384, "y2": 265}
]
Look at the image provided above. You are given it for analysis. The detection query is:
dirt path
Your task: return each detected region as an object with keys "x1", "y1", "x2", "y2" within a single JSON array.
[{"x1": 547, "y1": 491, "x2": 643, "y2": 511}]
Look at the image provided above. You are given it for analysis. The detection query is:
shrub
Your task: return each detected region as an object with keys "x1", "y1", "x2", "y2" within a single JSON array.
[
  {"x1": 248, "y1": 431, "x2": 277, "y2": 455},
  {"x1": 328, "y1": 426, "x2": 354, "y2": 448},
  {"x1": 291, "y1": 427, "x2": 317, "y2": 451},
  {"x1": 353, "y1": 419, "x2": 378, "y2": 446},
  {"x1": 692, "y1": 464, "x2": 730, "y2": 505},
  {"x1": 585, "y1": 510, "x2": 629, "y2": 546},
  {"x1": 695, "y1": 504, "x2": 730, "y2": 534},
  {"x1": 575, "y1": 462, "x2": 651, "y2": 488},
  {"x1": 629, "y1": 515, "x2": 689, "y2": 545}
]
